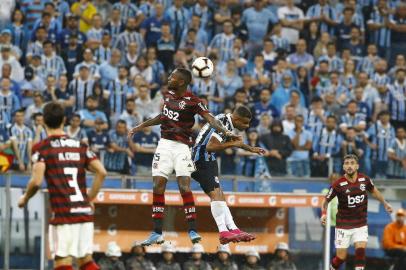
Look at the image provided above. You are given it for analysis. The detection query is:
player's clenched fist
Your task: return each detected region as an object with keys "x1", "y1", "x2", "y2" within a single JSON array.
[
  {"x1": 320, "y1": 214, "x2": 327, "y2": 226},
  {"x1": 18, "y1": 195, "x2": 27, "y2": 208}
]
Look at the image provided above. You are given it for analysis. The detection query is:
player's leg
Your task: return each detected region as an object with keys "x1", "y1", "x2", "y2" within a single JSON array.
[
  {"x1": 176, "y1": 175, "x2": 201, "y2": 243},
  {"x1": 54, "y1": 257, "x2": 74, "y2": 270},
  {"x1": 353, "y1": 226, "x2": 368, "y2": 270},
  {"x1": 76, "y1": 222, "x2": 100, "y2": 270},
  {"x1": 331, "y1": 228, "x2": 350, "y2": 270},
  {"x1": 77, "y1": 255, "x2": 99, "y2": 270},
  {"x1": 49, "y1": 224, "x2": 74, "y2": 270}
]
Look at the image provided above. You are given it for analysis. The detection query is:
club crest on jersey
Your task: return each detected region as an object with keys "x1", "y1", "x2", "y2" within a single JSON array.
[
  {"x1": 179, "y1": 101, "x2": 186, "y2": 110},
  {"x1": 360, "y1": 183, "x2": 366, "y2": 191}
]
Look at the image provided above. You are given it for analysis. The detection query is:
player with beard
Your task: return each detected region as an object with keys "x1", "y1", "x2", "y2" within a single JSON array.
[
  {"x1": 128, "y1": 68, "x2": 239, "y2": 246},
  {"x1": 321, "y1": 154, "x2": 393, "y2": 270}
]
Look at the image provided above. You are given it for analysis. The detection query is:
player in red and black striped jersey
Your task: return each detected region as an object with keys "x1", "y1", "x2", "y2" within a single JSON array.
[
  {"x1": 18, "y1": 102, "x2": 107, "y2": 270},
  {"x1": 128, "y1": 68, "x2": 239, "y2": 246},
  {"x1": 320, "y1": 154, "x2": 392, "y2": 270}
]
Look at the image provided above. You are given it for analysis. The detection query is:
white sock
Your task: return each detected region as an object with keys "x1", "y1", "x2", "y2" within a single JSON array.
[
  {"x1": 223, "y1": 203, "x2": 238, "y2": 230},
  {"x1": 210, "y1": 201, "x2": 228, "y2": 232}
]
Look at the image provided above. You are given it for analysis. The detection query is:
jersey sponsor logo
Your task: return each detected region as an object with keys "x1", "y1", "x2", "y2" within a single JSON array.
[
  {"x1": 360, "y1": 183, "x2": 366, "y2": 191},
  {"x1": 359, "y1": 177, "x2": 365, "y2": 182},
  {"x1": 340, "y1": 181, "x2": 348, "y2": 186},
  {"x1": 347, "y1": 194, "x2": 365, "y2": 206},
  {"x1": 162, "y1": 104, "x2": 180, "y2": 121},
  {"x1": 184, "y1": 97, "x2": 191, "y2": 100},
  {"x1": 179, "y1": 101, "x2": 186, "y2": 110},
  {"x1": 50, "y1": 138, "x2": 80, "y2": 148}
]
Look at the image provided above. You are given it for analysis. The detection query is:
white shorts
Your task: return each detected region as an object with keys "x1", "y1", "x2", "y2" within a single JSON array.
[
  {"x1": 49, "y1": 222, "x2": 94, "y2": 258},
  {"x1": 335, "y1": 226, "x2": 368, "y2": 249},
  {"x1": 151, "y1": 138, "x2": 195, "y2": 178}
]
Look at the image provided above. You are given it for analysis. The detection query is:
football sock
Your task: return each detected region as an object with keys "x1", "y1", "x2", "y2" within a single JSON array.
[
  {"x1": 330, "y1": 256, "x2": 345, "y2": 270},
  {"x1": 354, "y1": 248, "x2": 366, "y2": 270},
  {"x1": 152, "y1": 193, "x2": 165, "y2": 234},
  {"x1": 181, "y1": 191, "x2": 197, "y2": 232},
  {"x1": 79, "y1": 261, "x2": 100, "y2": 270},
  {"x1": 223, "y1": 203, "x2": 238, "y2": 230},
  {"x1": 210, "y1": 201, "x2": 228, "y2": 232}
]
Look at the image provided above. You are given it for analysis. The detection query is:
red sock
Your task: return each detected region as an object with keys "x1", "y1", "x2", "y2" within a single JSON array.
[
  {"x1": 181, "y1": 191, "x2": 197, "y2": 231},
  {"x1": 54, "y1": 265, "x2": 74, "y2": 270},
  {"x1": 79, "y1": 261, "x2": 100, "y2": 270},
  {"x1": 355, "y1": 248, "x2": 366, "y2": 270},
  {"x1": 152, "y1": 193, "x2": 165, "y2": 234},
  {"x1": 331, "y1": 256, "x2": 345, "y2": 270}
]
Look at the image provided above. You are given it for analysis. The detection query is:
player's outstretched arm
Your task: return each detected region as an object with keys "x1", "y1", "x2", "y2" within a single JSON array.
[
  {"x1": 18, "y1": 162, "x2": 46, "y2": 208},
  {"x1": 128, "y1": 114, "x2": 163, "y2": 138},
  {"x1": 206, "y1": 136, "x2": 243, "y2": 153},
  {"x1": 202, "y1": 113, "x2": 240, "y2": 140},
  {"x1": 239, "y1": 144, "x2": 266, "y2": 155},
  {"x1": 87, "y1": 159, "x2": 107, "y2": 201},
  {"x1": 371, "y1": 187, "x2": 393, "y2": 214}
]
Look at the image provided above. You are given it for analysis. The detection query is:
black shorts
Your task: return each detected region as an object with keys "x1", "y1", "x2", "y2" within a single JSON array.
[{"x1": 191, "y1": 159, "x2": 220, "y2": 194}]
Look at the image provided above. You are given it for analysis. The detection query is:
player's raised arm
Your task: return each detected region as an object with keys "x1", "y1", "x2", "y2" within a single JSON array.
[
  {"x1": 128, "y1": 113, "x2": 162, "y2": 138},
  {"x1": 206, "y1": 136, "x2": 244, "y2": 152},
  {"x1": 18, "y1": 162, "x2": 46, "y2": 208},
  {"x1": 370, "y1": 186, "x2": 393, "y2": 214},
  {"x1": 202, "y1": 113, "x2": 240, "y2": 140},
  {"x1": 86, "y1": 159, "x2": 107, "y2": 201}
]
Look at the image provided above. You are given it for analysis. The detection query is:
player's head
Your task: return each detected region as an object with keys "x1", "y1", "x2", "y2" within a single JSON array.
[
  {"x1": 231, "y1": 105, "x2": 252, "y2": 131},
  {"x1": 168, "y1": 68, "x2": 192, "y2": 90},
  {"x1": 342, "y1": 154, "x2": 359, "y2": 176},
  {"x1": 43, "y1": 102, "x2": 65, "y2": 130}
]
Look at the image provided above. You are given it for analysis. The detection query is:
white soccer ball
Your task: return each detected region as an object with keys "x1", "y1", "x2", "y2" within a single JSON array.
[{"x1": 192, "y1": 57, "x2": 214, "y2": 78}]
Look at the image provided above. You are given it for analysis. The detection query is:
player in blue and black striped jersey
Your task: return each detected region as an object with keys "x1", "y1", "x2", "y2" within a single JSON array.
[{"x1": 191, "y1": 105, "x2": 265, "y2": 244}]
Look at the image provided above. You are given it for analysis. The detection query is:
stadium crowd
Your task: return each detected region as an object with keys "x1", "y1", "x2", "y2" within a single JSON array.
[{"x1": 0, "y1": 0, "x2": 405, "y2": 179}]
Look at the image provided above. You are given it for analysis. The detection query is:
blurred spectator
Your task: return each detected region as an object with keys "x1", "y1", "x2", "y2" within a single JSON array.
[
  {"x1": 213, "y1": 0, "x2": 231, "y2": 35},
  {"x1": 93, "y1": 0, "x2": 112, "y2": 24},
  {"x1": 70, "y1": 65, "x2": 96, "y2": 111},
  {"x1": 64, "y1": 114, "x2": 88, "y2": 145},
  {"x1": 156, "y1": 242, "x2": 181, "y2": 270},
  {"x1": 287, "y1": 39, "x2": 314, "y2": 71},
  {"x1": 336, "y1": 7, "x2": 357, "y2": 50},
  {"x1": 340, "y1": 127, "x2": 364, "y2": 161},
  {"x1": 306, "y1": 0, "x2": 337, "y2": 36},
  {"x1": 387, "y1": 127, "x2": 406, "y2": 179},
  {"x1": 339, "y1": 100, "x2": 367, "y2": 135},
  {"x1": 32, "y1": 112, "x2": 47, "y2": 144},
  {"x1": 311, "y1": 115, "x2": 341, "y2": 177},
  {"x1": 119, "y1": 99, "x2": 142, "y2": 129},
  {"x1": 99, "y1": 49, "x2": 121, "y2": 88},
  {"x1": 98, "y1": 241, "x2": 125, "y2": 270},
  {"x1": 135, "y1": 84, "x2": 155, "y2": 120},
  {"x1": 86, "y1": 14, "x2": 104, "y2": 48},
  {"x1": 78, "y1": 95, "x2": 108, "y2": 132},
  {"x1": 260, "y1": 121, "x2": 293, "y2": 176},
  {"x1": 0, "y1": 0, "x2": 15, "y2": 30},
  {"x1": 267, "y1": 242, "x2": 297, "y2": 270},
  {"x1": 126, "y1": 242, "x2": 155, "y2": 270},
  {"x1": 71, "y1": 0, "x2": 97, "y2": 33},
  {"x1": 87, "y1": 118, "x2": 110, "y2": 164},
  {"x1": 388, "y1": 55, "x2": 406, "y2": 79},
  {"x1": 237, "y1": 129, "x2": 261, "y2": 176},
  {"x1": 357, "y1": 44, "x2": 380, "y2": 78},
  {"x1": 256, "y1": 114, "x2": 272, "y2": 137},
  {"x1": 130, "y1": 126, "x2": 159, "y2": 176},
  {"x1": 282, "y1": 105, "x2": 296, "y2": 135},
  {"x1": 313, "y1": 32, "x2": 330, "y2": 59},
  {"x1": 252, "y1": 89, "x2": 278, "y2": 127},
  {"x1": 183, "y1": 244, "x2": 212, "y2": 270},
  {"x1": 281, "y1": 90, "x2": 308, "y2": 119},
  {"x1": 305, "y1": 96, "x2": 326, "y2": 137},
  {"x1": 211, "y1": 245, "x2": 237, "y2": 270},
  {"x1": 270, "y1": 23, "x2": 290, "y2": 54},
  {"x1": 0, "y1": 46, "x2": 24, "y2": 82},
  {"x1": 1, "y1": 63, "x2": 22, "y2": 99},
  {"x1": 208, "y1": 20, "x2": 235, "y2": 64},
  {"x1": 140, "y1": 3, "x2": 165, "y2": 47},
  {"x1": 74, "y1": 48, "x2": 100, "y2": 80},
  {"x1": 10, "y1": 109, "x2": 33, "y2": 171},
  {"x1": 1, "y1": 29, "x2": 22, "y2": 60},
  {"x1": 61, "y1": 34, "x2": 83, "y2": 81},
  {"x1": 271, "y1": 73, "x2": 304, "y2": 115},
  {"x1": 25, "y1": 92, "x2": 44, "y2": 125},
  {"x1": 301, "y1": 21, "x2": 319, "y2": 55},
  {"x1": 164, "y1": 0, "x2": 190, "y2": 49},
  {"x1": 277, "y1": 0, "x2": 304, "y2": 47},
  {"x1": 241, "y1": 248, "x2": 264, "y2": 270},
  {"x1": 388, "y1": 4, "x2": 406, "y2": 66},
  {"x1": 113, "y1": 0, "x2": 144, "y2": 27},
  {"x1": 0, "y1": 77, "x2": 20, "y2": 121},
  {"x1": 58, "y1": 14, "x2": 86, "y2": 50},
  {"x1": 104, "y1": 8, "x2": 124, "y2": 46},
  {"x1": 8, "y1": 9, "x2": 27, "y2": 53},
  {"x1": 114, "y1": 18, "x2": 145, "y2": 57},
  {"x1": 94, "y1": 30, "x2": 112, "y2": 64},
  {"x1": 217, "y1": 59, "x2": 243, "y2": 99},
  {"x1": 382, "y1": 208, "x2": 406, "y2": 270},
  {"x1": 317, "y1": 42, "x2": 344, "y2": 73},
  {"x1": 157, "y1": 22, "x2": 176, "y2": 72},
  {"x1": 104, "y1": 120, "x2": 133, "y2": 174},
  {"x1": 287, "y1": 115, "x2": 312, "y2": 178},
  {"x1": 179, "y1": 14, "x2": 208, "y2": 55},
  {"x1": 387, "y1": 68, "x2": 406, "y2": 129},
  {"x1": 364, "y1": 110, "x2": 395, "y2": 179},
  {"x1": 249, "y1": 54, "x2": 271, "y2": 89}
]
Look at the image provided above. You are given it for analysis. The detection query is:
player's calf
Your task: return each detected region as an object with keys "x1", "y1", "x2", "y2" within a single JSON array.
[
  {"x1": 54, "y1": 266, "x2": 74, "y2": 270},
  {"x1": 330, "y1": 256, "x2": 345, "y2": 270},
  {"x1": 79, "y1": 260, "x2": 100, "y2": 270}
]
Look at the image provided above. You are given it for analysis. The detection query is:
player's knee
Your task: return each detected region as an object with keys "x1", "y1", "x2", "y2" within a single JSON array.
[
  {"x1": 178, "y1": 183, "x2": 191, "y2": 194},
  {"x1": 210, "y1": 188, "x2": 223, "y2": 201},
  {"x1": 153, "y1": 181, "x2": 166, "y2": 194}
]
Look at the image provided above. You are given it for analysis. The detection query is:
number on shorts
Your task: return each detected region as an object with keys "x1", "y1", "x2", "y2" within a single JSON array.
[
  {"x1": 65, "y1": 167, "x2": 84, "y2": 202},
  {"x1": 154, "y1": 153, "x2": 161, "y2": 161}
]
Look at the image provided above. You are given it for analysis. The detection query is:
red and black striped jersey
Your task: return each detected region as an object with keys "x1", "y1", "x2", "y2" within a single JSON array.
[
  {"x1": 160, "y1": 90, "x2": 210, "y2": 146},
  {"x1": 32, "y1": 135, "x2": 97, "y2": 225},
  {"x1": 325, "y1": 173, "x2": 375, "y2": 229}
]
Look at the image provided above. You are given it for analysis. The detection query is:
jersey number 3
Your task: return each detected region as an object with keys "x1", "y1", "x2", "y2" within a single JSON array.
[
  {"x1": 163, "y1": 105, "x2": 179, "y2": 121},
  {"x1": 65, "y1": 167, "x2": 84, "y2": 202}
]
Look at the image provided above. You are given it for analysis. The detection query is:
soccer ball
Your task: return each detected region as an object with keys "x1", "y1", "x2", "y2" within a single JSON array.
[{"x1": 192, "y1": 57, "x2": 214, "y2": 78}]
